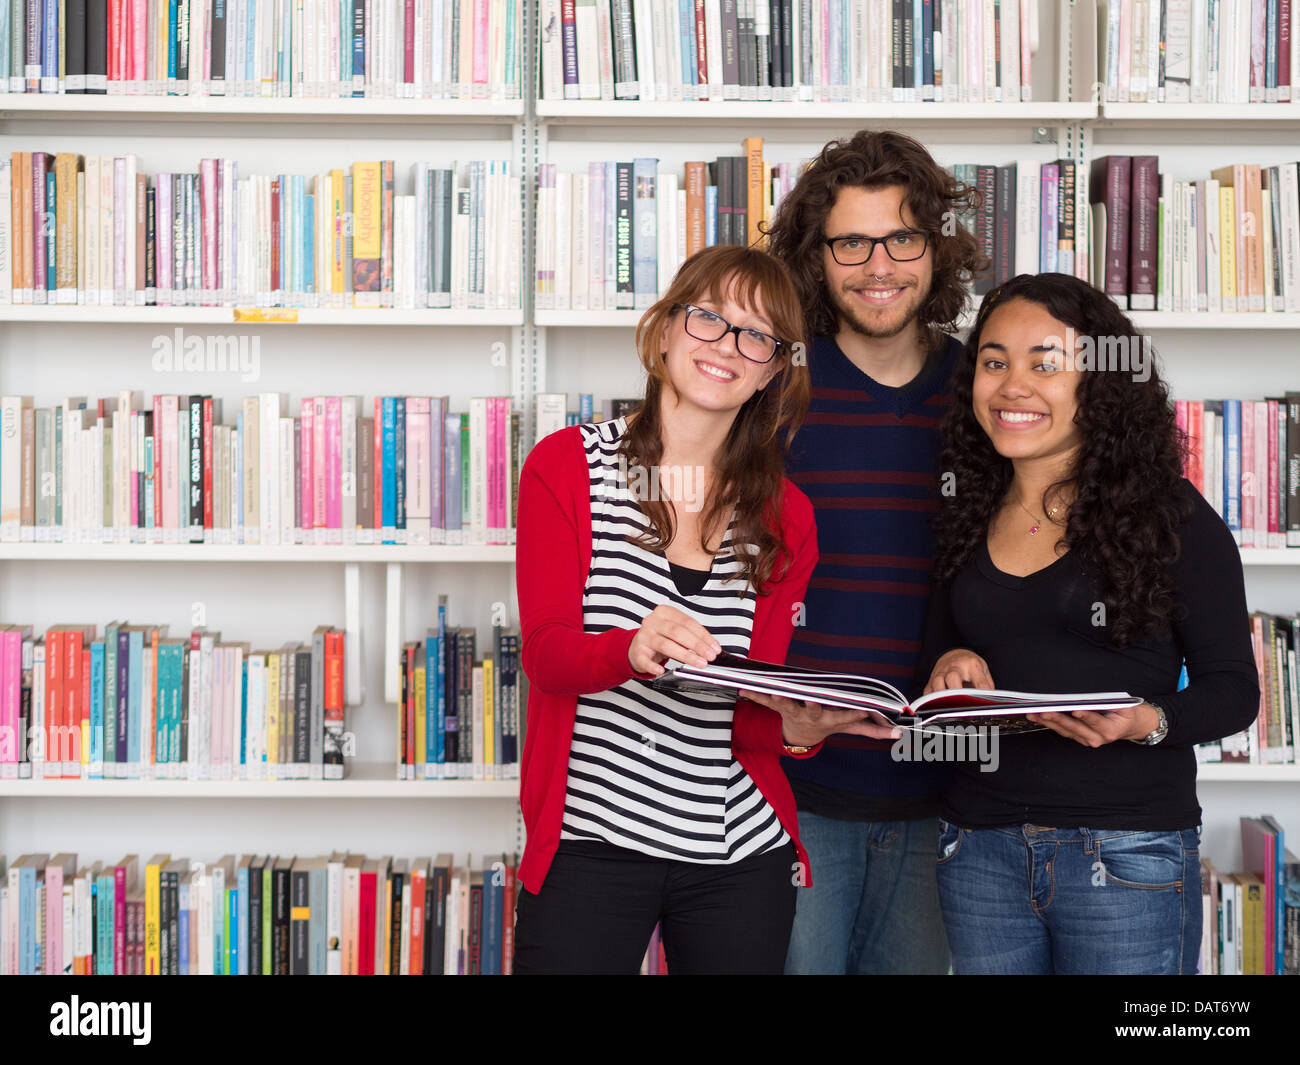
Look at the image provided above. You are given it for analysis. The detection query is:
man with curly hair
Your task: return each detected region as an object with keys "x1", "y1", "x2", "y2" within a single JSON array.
[{"x1": 762, "y1": 129, "x2": 986, "y2": 975}]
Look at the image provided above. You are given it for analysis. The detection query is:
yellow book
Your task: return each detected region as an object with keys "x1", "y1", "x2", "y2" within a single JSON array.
[
  {"x1": 330, "y1": 169, "x2": 345, "y2": 299},
  {"x1": 1220, "y1": 186, "x2": 1237, "y2": 311},
  {"x1": 54, "y1": 153, "x2": 81, "y2": 300},
  {"x1": 267, "y1": 651, "x2": 281, "y2": 774},
  {"x1": 144, "y1": 853, "x2": 169, "y2": 975},
  {"x1": 414, "y1": 666, "x2": 427, "y2": 776},
  {"x1": 744, "y1": 136, "x2": 764, "y2": 247},
  {"x1": 351, "y1": 162, "x2": 382, "y2": 307},
  {"x1": 1242, "y1": 875, "x2": 1265, "y2": 975},
  {"x1": 483, "y1": 658, "x2": 494, "y2": 773}
]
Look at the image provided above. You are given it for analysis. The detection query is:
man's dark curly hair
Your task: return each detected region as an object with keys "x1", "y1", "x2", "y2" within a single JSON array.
[
  {"x1": 763, "y1": 128, "x2": 987, "y2": 348},
  {"x1": 935, "y1": 272, "x2": 1192, "y2": 647}
]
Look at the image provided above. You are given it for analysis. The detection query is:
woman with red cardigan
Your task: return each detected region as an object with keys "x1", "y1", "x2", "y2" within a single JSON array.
[{"x1": 512, "y1": 245, "x2": 897, "y2": 975}]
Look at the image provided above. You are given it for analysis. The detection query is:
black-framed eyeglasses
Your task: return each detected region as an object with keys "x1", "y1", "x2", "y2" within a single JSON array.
[
  {"x1": 823, "y1": 230, "x2": 930, "y2": 265},
  {"x1": 674, "y1": 304, "x2": 784, "y2": 364}
]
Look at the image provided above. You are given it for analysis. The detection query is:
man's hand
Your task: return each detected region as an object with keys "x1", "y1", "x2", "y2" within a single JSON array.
[
  {"x1": 923, "y1": 648, "x2": 994, "y2": 694},
  {"x1": 628, "y1": 605, "x2": 722, "y2": 676},
  {"x1": 1027, "y1": 703, "x2": 1162, "y2": 748},
  {"x1": 739, "y1": 689, "x2": 902, "y2": 748}
]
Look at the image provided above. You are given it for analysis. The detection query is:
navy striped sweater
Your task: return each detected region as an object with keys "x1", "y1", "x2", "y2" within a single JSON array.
[{"x1": 781, "y1": 332, "x2": 959, "y2": 811}]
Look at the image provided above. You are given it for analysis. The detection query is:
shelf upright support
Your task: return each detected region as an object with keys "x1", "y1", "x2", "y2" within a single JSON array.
[
  {"x1": 344, "y1": 562, "x2": 364, "y2": 707},
  {"x1": 385, "y1": 562, "x2": 403, "y2": 704}
]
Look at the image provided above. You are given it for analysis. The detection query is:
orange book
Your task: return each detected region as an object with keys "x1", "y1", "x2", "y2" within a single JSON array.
[
  {"x1": 12, "y1": 152, "x2": 28, "y2": 302},
  {"x1": 1212, "y1": 164, "x2": 1258, "y2": 311},
  {"x1": 54, "y1": 153, "x2": 81, "y2": 301},
  {"x1": 685, "y1": 161, "x2": 707, "y2": 257},
  {"x1": 744, "y1": 137, "x2": 764, "y2": 247},
  {"x1": 409, "y1": 859, "x2": 427, "y2": 976},
  {"x1": 45, "y1": 627, "x2": 62, "y2": 775}
]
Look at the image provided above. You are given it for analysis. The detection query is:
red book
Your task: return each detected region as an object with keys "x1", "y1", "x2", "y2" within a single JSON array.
[
  {"x1": 403, "y1": 0, "x2": 415, "y2": 89},
  {"x1": 1281, "y1": 0, "x2": 1292, "y2": 102},
  {"x1": 270, "y1": 179, "x2": 281, "y2": 298},
  {"x1": 501, "y1": 859, "x2": 516, "y2": 975},
  {"x1": 408, "y1": 863, "x2": 425, "y2": 975},
  {"x1": 405, "y1": 644, "x2": 416, "y2": 772},
  {"x1": 64, "y1": 628, "x2": 84, "y2": 779},
  {"x1": 373, "y1": 398, "x2": 384, "y2": 531},
  {"x1": 81, "y1": 647, "x2": 91, "y2": 775},
  {"x1": 1241, "y1": 401, "x2": 1256, "y2": 548},
  {"x1": 358, "y1": 865, "x2": 376, "y2": 975},
  {"x1": 694, "y1": 0, "x2": 707, "y2": 85},
  {"x1": 1268, "y1": 399, "x2": 1280, "y2": 547},
  {"x1": 46, "y1": 628, "x2": 62, "y2": 775},
  {"x1": 202, "y1": 397, "x2": 214, "y2": 531},
  {"x1": 108, "y1": 0, "x2": 120, "y2": 85}
]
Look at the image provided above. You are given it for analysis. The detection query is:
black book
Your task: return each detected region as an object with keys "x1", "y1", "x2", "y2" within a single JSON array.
[
  {"x1": 65, "y1": 0, "x2": 87, "y2": 92},
  {"x1": 272, "y1": 856, "x2": 293, "y2": 975},
  {"x1": 351, "y1": 0, "x2": 366, "y2": 95},
  {"x1": 709, "y1": 158, "x2": 726, "y2": 246},
  {"x1": 290, "y1": 860, "x2": 309, "y2": 975},
  {"x1": 738, "y1": 0, "x2": 754, "y2": 92},
  {"x1": 779, "y1": 0, "x2": 793, "y2": 88},
  {"x1": 994, "y1": 163, "x2": 1016, "y2": 285},
  {"x1": 188, "y1": 395, "x2": 204, "y2": 540},
  {"x1": 973, "y1": 165, "x2": 997, "y2": 294},
  {"x1": 248, "y1": 855, "x2": 264, "y2": 974},
  {"x1": 755, "y1": 2, "x2": 769, "y2": 96},
  {"x1": 294, "y1": 647, "x2": 311, "y2": 768},
  {"x1": 443, "y1": 628, "x2": 459, "y2": 766},
  {"x1": 144, "y1": 184, "x2": 156, "y2": 303},
  {"x1": 85, "y1": 0, "x2": 106, "y2": 93},
  {"x1": 210, "y1": 0, "x2": 227, "y2": 94},
  {"x1": 614, "y1": 161, "x2": 634, "y2": 309},
  {"x1": 389, "y1": 860, "x2": 406, "y2": 974},
  {"x1": 426, "y1": 855, "x2": 450, "y2": 975},
  {"x1": 768, "y1": 0, "x2": 782, "y2": 91},
  {"x1": 469, "y1": 871, "x2": 484, "y2": 975},
  {"x1": 395, "y1": 396, "x2": 407, "y2": 535},
  {"x1": 458, "y1": 627, "x2": 476, "y2": 773},
  {"x1": 892, "y1": 0, "x2": 904, "y2": 94},
  {"x1": 901, "y1": 0, "x2": 914, "y2": 93},
  {"x1": 1286, "y1": 393, "x2": 1300, "y2": 546},
  {"x1": 177, "y1": 0, "x2": 191, "y2": 84},
  {"x1": 922, "y1": 0, "x2": 934, "y2": 96},
  {"x1": 721, "y1": 0, "x2": 739, "y2": 96},
  {"x1": 730, "y1": 155, "x2": 747, "y2": 247}
]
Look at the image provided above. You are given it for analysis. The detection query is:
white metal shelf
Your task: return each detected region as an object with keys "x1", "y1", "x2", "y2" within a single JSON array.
[
  {"x1": 0, "y1": 761, "x2": 519, "y2": 797},
  {"x1": 1099, "y1": 103, "x2": 1300, "y2": 126},
  {"x1": 1239, "y1": 549, "x2": 1300, "y2": 566},
  {"x1": 0, "y1": 94, "x2": 523, "y2": 123},
  {"x1": 0, "y1": 305, "x2": 523, "y2": 326},
  {"x1": 1131, "y1": 312, "x2": 1300, "y2": 330},
  {"x1": 0, "y1": 543, "x2": 516, "y2": 562},
  {"x1": 536, "y1": 100, "x2": 1098, "y2": 125},
  {"x1": 1196, "y1": 763, "x2": 1300, "y2": 782}
]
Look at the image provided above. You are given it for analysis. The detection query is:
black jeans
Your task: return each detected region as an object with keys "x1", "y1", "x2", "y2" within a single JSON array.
[{"x1": 513, "y1": 839, "x2": 798, "y2": 975}]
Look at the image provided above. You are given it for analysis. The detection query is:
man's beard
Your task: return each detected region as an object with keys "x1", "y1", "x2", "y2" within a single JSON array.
[{"x1": 832, "y1": 279, "x2": 927, "y2": 340}]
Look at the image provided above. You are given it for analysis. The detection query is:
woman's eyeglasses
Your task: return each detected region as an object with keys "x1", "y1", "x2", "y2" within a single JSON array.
[{"x1": 675, "y1": 304, "x2": 783, "y2": 364}]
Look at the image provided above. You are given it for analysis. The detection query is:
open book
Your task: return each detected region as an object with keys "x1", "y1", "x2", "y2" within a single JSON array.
[{"x1": 652, "y1": 653, "x2": 1142, "y2": 731}]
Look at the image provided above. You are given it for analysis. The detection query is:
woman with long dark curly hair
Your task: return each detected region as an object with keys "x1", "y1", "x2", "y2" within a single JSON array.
[{"x1": 922, "y1": 271, "x2": 1259, "y2": 975}]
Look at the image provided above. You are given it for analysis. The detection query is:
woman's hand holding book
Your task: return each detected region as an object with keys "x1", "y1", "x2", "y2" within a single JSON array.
[
  {"x1": 924, "y1": 649, "x2": 995, "y2": 694},
  {"x1": 1026, "y1": 703, "x2": 1163, "y2": 747},
  {"x1": 738, "y1": 689, "x2": 903, "y2": 748},
  {"x1": 628, "y1": 605, "x2": 723, "y2": 677}
]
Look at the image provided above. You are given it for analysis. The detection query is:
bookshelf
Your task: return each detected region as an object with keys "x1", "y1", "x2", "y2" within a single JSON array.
[{"x1": 3, "y1": 0, "x2": 1300, "y2": 930}]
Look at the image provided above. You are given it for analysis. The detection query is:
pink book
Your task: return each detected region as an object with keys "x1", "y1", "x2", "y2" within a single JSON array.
[
  {"x1": 430, "y1": 397, "x2": 446, "y2": 543},
  {"x1": 300, "y1": 398, "x2": 315, "y2": 542},
  {"x1": 200, "y1": 159, "x2": 217, "y2": 305},
  {"x1": 0, "y1": 628, "x2": 14, "y2": 770},
  {"x1": 128, "y1": 411, "x2": 139, "y2": 537},
  {"x1": 1255, "y1": 401, "x2": 1269, "y2": 549},
  {"x1": 404, "y1": 0, "x2": 416, "y2": 90},
  {"x1": 44, "y1": 858, "x2": 63, "y2": 974},
  {"x1": 131, "y1": 0, "x2": 146, "y2": 87},
  {"x1": 162, "y1": 396, "x2": 179, "y2": 539},
  {"x1": 1249, "y1": 0, "x2": 1266, "y2": 102},
  {"x1": 405, "y1": 397, "x2": 430, "y2": 545},
  {"x1": 490, "y1": 397, "x2": 505, "y2": 543},
  {"x1": 473, "y1": 0, "x2": 489, "y2": 87},
  {"x1": 1241, "y1": 401, "x2": 1256, "y2": 548},
  {"x1": 314, "y1": 397, "x2": 328, "y2": 542},
  {"x1": 114, "y1": 864, "x2": 127, "y2": 973},
  {"x1": 1019, "y1": 0, "x2": 1033, "y2": 100},
  {"x1": 326, "y1": 396, "x2": 342, "y2": 542}
]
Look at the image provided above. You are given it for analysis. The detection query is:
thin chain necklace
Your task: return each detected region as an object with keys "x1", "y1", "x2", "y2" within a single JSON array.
[{"x1": 1013, "y1": 494, "x2": 1064, "y2": 536}]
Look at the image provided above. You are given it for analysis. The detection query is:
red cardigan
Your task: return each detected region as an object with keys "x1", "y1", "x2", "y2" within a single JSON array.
[{"x1": 515, "y1": 424, "x2": 822, "y2": 894}]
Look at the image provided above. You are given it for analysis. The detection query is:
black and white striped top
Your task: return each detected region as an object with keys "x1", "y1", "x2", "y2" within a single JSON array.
[{"x1": 559, "y1": 417, "x2": 790, "y2": 863}]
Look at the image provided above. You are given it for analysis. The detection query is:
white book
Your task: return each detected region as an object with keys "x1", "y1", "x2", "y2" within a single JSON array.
[
  {"x1": 631, "y1": 0, "x2": 653, "y2": 100},
  {"x1": 1279, "y1": 165, "x2": 1300, "y2": 314},
  {"x1": 651, "y1": 0, "x2": 672, "y2": 100},
  {"x1": 1014, "y1": 161, "x2": 1040, "y2": 276},
  {"x1": 1205, "y1": 178, "x2": 1222, "y2": 312},
  {"x1": 554, "y1": 170, "x2": 572, "y2": 311},
  {"x1": 535, "y1": 393, "x2": 567, "y2": 441},
  {"x1": 341, "y1": 395, "x2": 358, "y2": 543},
  {"x1": 259, "y1": 393, "x2": 283, "y2": 545},
  {"x1": 594, "y1": 0, "x2": 616, "y2": 99},
  {"x1": 326, "y1": 854, "x2": 344, "y2": 975},
  {"x1": 198, "y1": 632, "x2": 215, "y2": 779},
  {"x1": 1261, "y1": 187, "x2": 1274, "y2": 313},
  {"x1": 571, "y1": 173, "x2": 589, "y2": 311},
  {"x1": 0, "y1": 161, "x2": 9, "y2": 305},
  {"x1": 665, "y1": 0, "x2": 684, "y2": 100},
  {"x1": 507, "y1": 173, "x2": 523, "y2": 309},
  {"x1": 0, "y1": 397, "x2": 25, "y2": 541},
  {"x1": 575, "y1": 0, "x2": 601, "y2": 98},
  {"x1": 279, "y1": 416, "x2": 295, "y2": 547},
  {"x1": 246, "y1": 654, "x2": 265, "y2": 780},
  {"x1": 197, "y1": 872, "x2": 213, "y2": 976},
  {"x1": 657, "y1": 170, "x2": 678, "y2": 295},
  {"x1": 541, "y1": 0, "x2": 564, "y2": 98},
  {"x1": 484, "y1": 166, "x2": 498, "y2": 310}
]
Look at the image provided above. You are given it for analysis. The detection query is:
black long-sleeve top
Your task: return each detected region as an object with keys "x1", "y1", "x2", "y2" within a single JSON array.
[{"x1": 921, "y1": 479, "x2": 1260, "y2": 831}]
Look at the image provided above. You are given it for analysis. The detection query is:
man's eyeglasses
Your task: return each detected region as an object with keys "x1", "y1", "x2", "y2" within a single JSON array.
[
  {"x1": 823, "y1": 231, "x2": 929, "y2": 265},
  {"x1": 674, "y1": 304, "x2": 784, "y2": 364}
]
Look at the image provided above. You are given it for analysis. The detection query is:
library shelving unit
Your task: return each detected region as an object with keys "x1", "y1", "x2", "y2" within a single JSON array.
[
  {"x1": 526, "y1": 0, "x2": 1300, "y2": 875},
  {"x1": 0, "y1": 87, "x2": 533, "y2": 860}
]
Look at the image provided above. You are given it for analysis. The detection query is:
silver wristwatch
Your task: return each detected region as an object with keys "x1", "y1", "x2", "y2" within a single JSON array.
[{"x1": 1132, "y1": 700, "x2": 1169, "y2": 746}]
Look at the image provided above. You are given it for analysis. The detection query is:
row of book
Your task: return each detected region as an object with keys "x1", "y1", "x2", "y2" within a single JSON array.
[
  {"x1": 2, "y1": 0, "x2": 522, "y2": 99},
  {"x1": 1, "y1": 153, "x2": 522, "y2": 310},
  {"x1": 0, "y1": 392, "x2": 521, "y2": 547},
  {"x1": 533, "y1": 141, "x2": 1093, "y2": 311},
  {"x1": 1197, "y1": 816, "x2": 1298, "y2": 975},
  {"x1": 540, "y1": 0, "x2": 1039, "y2": 102},
  {"x1": 1100, "y1": 0, "x2": 1299, "y2": 104},
  {"x1": 0, "y1": 622, "x2": 348, "y2": 780},
  {"x1": 1175, "y1": 395, "x2": 1300, "y2": 551},
  {"x1": 0, "y1": 851, "x2": 519, "y2": 975},
  {"x1": 1091, "y1": 155, "x2": 1300, "y2": 313},
  {"x1": 1193, "y1": 613, "x2": 1300, "y2": 767},
  {"x1": 397, "y1": 605, "x2": 523, "y2": 779}
]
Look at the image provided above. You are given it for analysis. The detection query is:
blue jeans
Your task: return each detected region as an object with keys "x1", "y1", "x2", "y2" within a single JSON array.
[
  {"x1": 785, "y1": 812, "x2": 951, "y2": 974},
  {"x1": 936, "y1": 822, "x2": 1203, "y2": 974}
]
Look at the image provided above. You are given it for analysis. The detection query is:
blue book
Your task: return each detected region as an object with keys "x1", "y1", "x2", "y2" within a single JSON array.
[
  {"x1": 18, "y1": 857, "x2": 38, "y2": 973},
  {"x1": 679, "y1": 0, "x2": 696, "y2": 95},
  {"x1": 237, "y1": 861, "x2": 249, "y2": 974},
  {"x1": 394, "y1": 396, "x2": 407, "y2": 537},
  {"x1": 443, "y1": 412, "x2": 462, "y2": 539},
  {"x1": 167, "y1": 0, "x2": 179, "y2": 80},
  {"x1": 579, "y1": 393, "x2": 593, "y2": 421},
  {"x1": 42, "y1": 0, "x2": 58, "y2": 88},
  {"x1": 1261, "y1": 814, "x2": 1287, "y2": 977},
  {"x1": 435, "y1": 598, "x2": 447, "y2": 768},
  {"x1": 482, "y1": 857, "x2": 503, "y2": 975},
  {"x1": 632, "y1": 158, "x2": 658, "y2": 309},
  {"x1": 90, "y1": 640, "x2": 105, "y2": 775},
  {"x1": 381, "y1": 397, "x2": 397, "y2": 541},
  {"x1": 127, "y1": 628, "x2": 144, "y2": 775},
  {"x1": 227, "y1": 881, "x2": 237, "y2": 974},
  {"x1": 178, "y1": 879, "x2": 190, "y2": 974},
  {"x1": 304, "y1": 192, "x2": 315, "y2": 299},
  {"x1": 309, "y1": 862, "x2": 327, "y2": 974},
  {"x1": 240, "y1": 659, "x2": 248, "y2": 774},
  {"x1": 351, "y1": 0, "x2": 366, "y2": 95},
  {"x1": 1225, "y1": 399, "x2": 1242, "y2": 542},
  {"x1": 0, "y1": 0, "x2": 9, "y2": 82},
  {"x1": 213, "y1": 876, "x2": 224, "y2": 975},
  {"x1": 705, "y1": 184, "x2": 718, "y2": 245},
  {"x1": 96, "y1": 871, "x2": 112, "y2": 973},
  {"x1": 46, "y1": 172, "x2": 56, "y2": 291}
]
